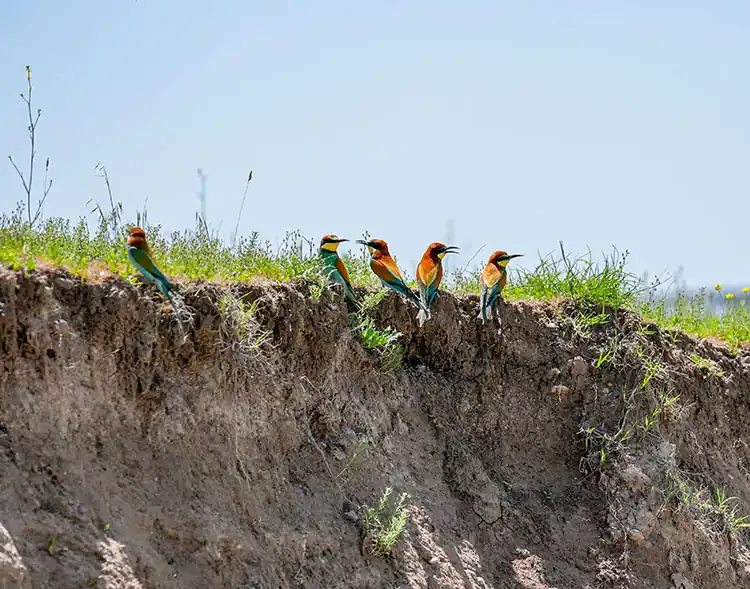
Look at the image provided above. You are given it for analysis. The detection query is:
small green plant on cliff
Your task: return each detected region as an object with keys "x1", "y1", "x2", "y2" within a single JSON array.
[
  {"x1": 564, "y1": 308, "x2": 610, "y2": 339},
  {"x1": 665, "y1": 470, "x2": 750, "y2": 534},
  {"x1": 217, "y1": 292, "x2": 270, "y2": 358},
  {"x1": 578, "y1": 381, "x2": 680, "y2": 474},
  {"x1": 715, "y1": 488, "x2": 750, "y2": 532},
  {"x1": 688, "y1": 353, "x2": 726, "y2": 378},
  {"x1": 356, "y1": 316, "x2": 404, "y2": 373},
  {"x1": 349, "y1": 290, "x2": 405, "y2": 373},
  {"x1": 361, "y1": 487, "x2": 410, "y2": 558},
  {"x1": 336, "y1": 437, "x2": 371, "y2": 481}
]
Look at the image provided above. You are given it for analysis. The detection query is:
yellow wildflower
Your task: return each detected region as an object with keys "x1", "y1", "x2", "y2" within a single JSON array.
[
  {"x1": 726, "y1": 293, "x2": 735, "y2": 300},
  {"x1": 715, "y1": 284, "x2": 722, "y2": 291},
  {"x1": 743, "y1": 287, "x2": 749, "y2": 294}
]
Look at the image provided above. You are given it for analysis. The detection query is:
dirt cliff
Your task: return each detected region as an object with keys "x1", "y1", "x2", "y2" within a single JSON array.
[{"x1": 2, "y1": 266, "x2": 750, "y2": 589}]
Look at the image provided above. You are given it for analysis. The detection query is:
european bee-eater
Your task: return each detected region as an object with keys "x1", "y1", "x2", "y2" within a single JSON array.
[
  {"x1": 356, "y1": 238, "x2": 422, "y2": 308},
  {"x1": 319, "y1": 234, "x2": 359, "y2": 307},
  {"x1": 415, "y1": 242, "x2": 460, "y2": 327},
  {"x1": 477, "y1": 250, "x2": 523, "y2": 324},
  {"x1": 127, "y1": 227, "x2": 177, "y2": 304}
]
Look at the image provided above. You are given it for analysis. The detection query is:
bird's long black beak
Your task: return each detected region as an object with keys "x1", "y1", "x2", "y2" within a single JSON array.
[
  {"x1": 355, "y1": 239, "x2": 370, "y2": 246},
  {"x1": 443, "y1": 245, "x2": 461, "y2": 254},
  {"x1": 499, "y1": 253, "x2": 523, "y2": 261},
  {"x1": 334, "y1": 237, "x2": 349, "y2": 243}
]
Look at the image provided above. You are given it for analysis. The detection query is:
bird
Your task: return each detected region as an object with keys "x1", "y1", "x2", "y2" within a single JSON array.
[
  {"x1": 477, "y1": 250, "x2": 523, "y2": 326},
  {"x1": 319, "y1": 234, "x2": 359, "y2": 307},
  {"x1": 126, "y1": 227, "x2": 177, "y2": 305},
  {"x1": 415, "y1": 242, "x2": 460, "y2": 327},
  {"x1": 356, "y1": 238, "x2": 423, "y2": 308}
]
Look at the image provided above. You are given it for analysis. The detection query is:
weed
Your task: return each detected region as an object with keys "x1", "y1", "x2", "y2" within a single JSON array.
[
  {"x1": 505, "y1": 243, "x2": 652, "y2": 309},
  {"x1": 336, "y1": 438, "x2": 371, "y2": 480},
  {"x1": 715, "y1": 488, "x2": 750, "y2": 532},
  {"x1": 8, "y1": 66, "x2": 54, "y2": 226},
  {"x1": 355, "y1": 316, "x2": 404, "y2": 373},
  {"x1": 688, "y1": 353, "x2": 726, "y2": 378},
  {"x1": 642, "y1": 287, "x2": 750, "y2": 350},
  {"x1": 359, "y1": 289, "x2": 390, "y2": 315},
  {"x1": 217, "y1": 292, "x2": 271, "y2": 359},
  {"x1": 596, "y1": 348, "x2": 613, "y2": 368},
  {"x1": 636, "y1": 408, "x2": 661, "y2": 434},
  {"x1": 357, "y1": 316, "x2": 400, "y2": 350},
  {"x1": 640, "y1": 359, "x2": 661, "y2": 390},
  {"x1": 308, "y1": 282, "x2": 325, "y2": 303},
  {"x1": 350, "y1": 290, "x2": 405, "y2": 373},
  {"x1": 361, "y1": 487, "x2": 410, "y2": 558},
  {"x1": 566, "y1": 308, "x2": 610, "y2": 339},
  {"x1": 578, "y1": 385, "x2": 679, "y2": 473},
  {"x1": 665, "y1": 470, "x2": 750, "y2": 534}
]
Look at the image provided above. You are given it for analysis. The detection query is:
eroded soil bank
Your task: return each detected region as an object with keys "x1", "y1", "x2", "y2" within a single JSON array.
[{"x1": 2, "y1": 267, "x2": 750, "y2": 588}]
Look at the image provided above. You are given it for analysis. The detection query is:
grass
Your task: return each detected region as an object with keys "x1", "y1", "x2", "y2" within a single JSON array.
[
  {"x1": 1, "y1": 203, "x2": 749, "y2": 349},
  {"x1": 217, "y1": 292, "x2": 271, "y2": 359},
  {"x1": 0, "y1": 204, "x2": 378, "y2": 287},
  {"x1": 361, "y1": 487, "x2": 410, "y2": 558},
  {"x1": 666, "y1": 469, "x2": 750, "y2": 535},
  {"x1": 687, "y1": 353, "x2": 726, "y2": 378},
  {"x1": 642, "y1": 287, "x2": 750, "y2": 350},
  {"x1": 336, "y1": 438, "x2": 371, "y2": 481},
  {"x1": 352, "y1": 291, "x2": 405, "y2": 373}
]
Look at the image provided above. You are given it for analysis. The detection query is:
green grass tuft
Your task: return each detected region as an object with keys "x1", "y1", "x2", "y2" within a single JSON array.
[{"x1": 361, "y1": 487, "x2": 410, "y2": 558}]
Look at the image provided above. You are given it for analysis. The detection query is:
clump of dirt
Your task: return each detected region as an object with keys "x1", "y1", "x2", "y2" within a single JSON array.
[{"x1": 1, "y1": 266, "x2": 750, "y2": 589}]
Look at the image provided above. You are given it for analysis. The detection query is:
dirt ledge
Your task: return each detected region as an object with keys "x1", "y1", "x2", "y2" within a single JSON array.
[{"x1": 1, "y1": 266, "x2": 750, "y2": 589}]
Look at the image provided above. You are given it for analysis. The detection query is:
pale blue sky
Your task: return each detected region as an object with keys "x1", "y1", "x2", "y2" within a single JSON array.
[{"x1": 2, "y1": 1, "x2": 748, "y2": 286}]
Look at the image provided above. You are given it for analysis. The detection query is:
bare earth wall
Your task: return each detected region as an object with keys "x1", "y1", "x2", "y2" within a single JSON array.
[{"x1": 2, "y1": 267, "x2": 750, "y2": 588}]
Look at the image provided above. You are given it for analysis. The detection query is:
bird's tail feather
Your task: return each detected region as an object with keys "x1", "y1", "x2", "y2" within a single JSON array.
[
  {"x1": 344, "y1": 284, "x2": 361, "y2": 309},
  {"x1": 158, "y1": 280, "x2": 175, "y2": 304}
]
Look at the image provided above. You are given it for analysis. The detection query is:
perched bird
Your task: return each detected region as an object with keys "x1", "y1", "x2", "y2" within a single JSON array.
[
  {"x1": 127, "y1": 227, "x2": 177, "y2": 304},
  {"x1": 477, "y1": 250, "x2": 523, "y2": 325},
  {"x1": 319, "y1": 234, "x2": 359, "y2": 307},
  {"x1": 356, "y1": 238, "x2": 422, "y2": 308},
  {"x1": 415, "y1": 242, "x2": 460, "y2": 327}
]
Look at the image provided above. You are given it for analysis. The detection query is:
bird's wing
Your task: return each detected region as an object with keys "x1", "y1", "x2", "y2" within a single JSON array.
[
  {"x1": 335, "y1": 256, "x2": 352, "y2": 287},
  {"x1": 372, "y1": 256, "x2": 404, "y2": 285},
  {"x1": 417, "y1": 260, "x2": 443, "y2": 309},
  {"x1": 486, "y1": 271, "x2": 507, "y2": 307},
  {"x1": 479, "y1": 264, "x2": 498, "y2": 309},
  {"x1": 128, "y1": 247, "x2": 157, "y2": 281},
  {"x1": 129, "y1": 247, "x2": 171, "y2": 287},
  {"x1": 372, "y1": 258, "x2": 419, "y2": 301},
  {"x1": 426, "y1": 264, "x2": 443, "y2": 307},
  {"x1": 319, "y1": 251, "x2": 339, "y2": 279}
]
